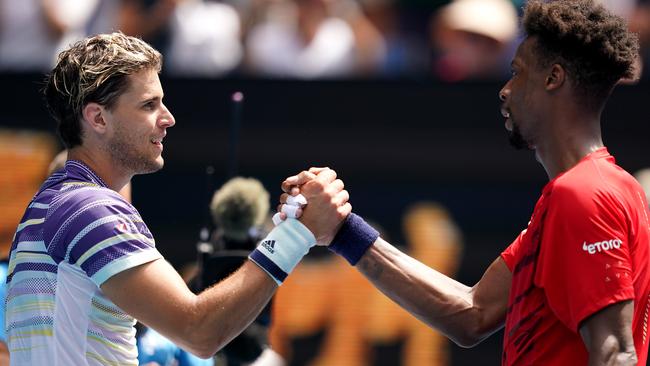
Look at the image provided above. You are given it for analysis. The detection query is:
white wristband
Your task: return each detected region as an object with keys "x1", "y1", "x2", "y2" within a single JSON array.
[
  {"x1": 249, "y1": 219, "x2": 316, "y2": 284},
  {"x1": 271, "y1": 212, "x2": 283, "y2": 226}
]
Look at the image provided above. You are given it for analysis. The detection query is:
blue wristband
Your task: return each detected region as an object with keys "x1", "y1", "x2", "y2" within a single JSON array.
[{"x1": 328, "y1": 213, "x2": 379, "y2": 265}]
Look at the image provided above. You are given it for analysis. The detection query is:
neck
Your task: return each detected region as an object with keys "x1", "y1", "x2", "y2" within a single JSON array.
[
  {"x1": 68, "y1": 146, "x2": 132, "y2": 192},
  {"x1": 535, "y1": 110, "x2": 603, "y2": 179}
]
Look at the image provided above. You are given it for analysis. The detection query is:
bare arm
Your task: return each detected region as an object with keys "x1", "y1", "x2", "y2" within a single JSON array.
[
  {"x1": 356, "y1": 238, "x2": 511, "y2": 347},
  {"x1": 101, "y1": 168, "x2": 347, "y2": 359},
  {"x1": 579, "y1": 300, "x2": 637, "y2": 366},
  {"x1": 102, "y1": 258, "x2": 275, "y2": 359}
]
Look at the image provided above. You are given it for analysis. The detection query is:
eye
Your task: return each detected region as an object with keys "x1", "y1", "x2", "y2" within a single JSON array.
[{"x1": 143, "y1": 101, "x2": 156, "y2": 110}]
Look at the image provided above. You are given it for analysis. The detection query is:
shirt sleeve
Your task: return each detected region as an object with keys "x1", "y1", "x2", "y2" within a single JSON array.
[
  {"x1": 0, "y1": 263, "x2": 7, "y2": 343},
  {"x1": 501, "y1": 230, "x2": 527, "y2": 273},
  {"x1": 49, "y1": 191, "x2": 162, "y2": 287},
  {"x1": 534, "y1": 182, "x2": 634, "y2": 332}
]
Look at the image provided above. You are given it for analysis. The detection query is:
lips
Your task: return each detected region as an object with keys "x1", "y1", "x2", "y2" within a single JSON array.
[
  {"x1": 500, "y1": 106, "x2": 510, "y2": 119},
  {"x1": 501, "y1": 106, "x2": 512, "y2": 131},
  {"x1": 150, "y1": 136, "x2": 164, "y2": 150}
]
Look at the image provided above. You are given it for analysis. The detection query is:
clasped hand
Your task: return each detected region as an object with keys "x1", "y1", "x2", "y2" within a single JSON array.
[{"x1": 275, "y1": 167, "x2": 351, "y2": 246}]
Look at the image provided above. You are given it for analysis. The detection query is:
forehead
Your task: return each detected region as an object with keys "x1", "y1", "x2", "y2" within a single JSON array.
[
  {"x1": 123, "y1": 68, "x2": 163, "y2": 98},
  {"x1": 513, "y1": 37, "x2": 536, "y2": 65}
]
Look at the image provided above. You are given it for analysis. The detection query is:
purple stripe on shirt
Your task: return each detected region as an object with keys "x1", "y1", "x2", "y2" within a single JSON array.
[
  {"x1": 68, "y1": 219, "x2": 150, "y2": 265},
  {"x1": 45, "y1": 195, "x2": 137, "y2": 261},
  {"x1": 80, "y1": 239, "x2": 153, "y2": 277},
  {"x1": 7, "y1": 263, "x2": 58, "y2": 282}
]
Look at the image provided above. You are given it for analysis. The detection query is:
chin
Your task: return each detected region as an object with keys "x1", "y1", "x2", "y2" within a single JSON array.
[
  {"x1": 134, "y1": 158, "x2": 164, "y2": 175},
  {"x1": 149, "y1": 159, "x2": 164, "y2": 173}
]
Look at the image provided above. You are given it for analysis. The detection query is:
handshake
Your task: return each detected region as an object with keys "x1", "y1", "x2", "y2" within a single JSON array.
[{"x1": 248, "y1": 167, "x2": 379, "y2": 285}]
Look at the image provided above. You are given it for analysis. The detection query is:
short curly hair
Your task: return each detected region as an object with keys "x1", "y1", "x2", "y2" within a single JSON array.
[
  {"x1": 523, "y1": 0, "x2": 639, "y2": 102},
  {"x1": 44, "y1": 32, "x2": 162, "y2": 148}
]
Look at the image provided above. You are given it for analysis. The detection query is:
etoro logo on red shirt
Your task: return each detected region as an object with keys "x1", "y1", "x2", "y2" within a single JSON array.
[{"x1": 582, "y1": 238, "x2": 623, "y2": 254}]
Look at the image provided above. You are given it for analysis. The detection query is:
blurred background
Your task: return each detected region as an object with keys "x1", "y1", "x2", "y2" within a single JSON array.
[{"x1": 1, "y1": 0, "x2": 650, "y2": 365}]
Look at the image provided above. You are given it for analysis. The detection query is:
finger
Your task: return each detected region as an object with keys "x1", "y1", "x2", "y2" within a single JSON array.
[
  {"x1": 272, "y1": 212, "x2": 284, "y2": 226},
  {"x1": 286, "y1": 194, "x2": 307, "y2": 206},
  {"x1": 338, "y1": 202, "x2": 352, "y2": 217},
  {"x1": 308, "y1": 167, "x2": 329, "y2": 174},
  {"x1": 281, "y1": 204, "x2": 300, "y2": 218},
  {"x1": 315, "y1": 168, "x2": 337, "y2": 184},
  {"x1": 333, "y1": 189, "x2": 349, "y2": 206},
  {"x1": 327, "y1": 179, "x2": 344, "y2": 194},
  {"x1": 282, "y1": 171, "x2": 317, "y2": 192}
]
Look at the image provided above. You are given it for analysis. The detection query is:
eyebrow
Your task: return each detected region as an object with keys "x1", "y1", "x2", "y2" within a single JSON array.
[{"x1": 140, "y1": 96, "x2": 162, "y2": 104}]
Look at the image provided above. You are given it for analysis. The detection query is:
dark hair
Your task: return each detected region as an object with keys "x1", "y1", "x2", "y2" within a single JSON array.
[
  {"x1": 523, "y1": 0, "x2": 639, "y2": 103},
  {"x1": 44, "y1": 33, "x2": 162, "y2": 148}
]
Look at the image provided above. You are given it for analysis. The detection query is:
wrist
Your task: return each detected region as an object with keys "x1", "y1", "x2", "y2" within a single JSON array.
[
  {"x1": 249, "y1": 219, "x2": 316, "y2": 285},
  {"x1": 328, "y1": 213, "x2": 379, "y2": 265}
]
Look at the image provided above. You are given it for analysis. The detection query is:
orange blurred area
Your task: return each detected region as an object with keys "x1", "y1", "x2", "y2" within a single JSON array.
[
  {"x1": 270, "y1": 203, "x2": 463, "y2": 366},
  {"x1": 0, "y1": 129, "x2": 57, "y2": 257}
]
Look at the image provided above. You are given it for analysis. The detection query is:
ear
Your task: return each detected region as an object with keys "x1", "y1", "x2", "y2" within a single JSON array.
[
  {"x1": 81, "y1": 102, "x2": 108, "y2": 134},
  {"x1": 545, "y1": 63, "x2": 566, "y2": 91}
]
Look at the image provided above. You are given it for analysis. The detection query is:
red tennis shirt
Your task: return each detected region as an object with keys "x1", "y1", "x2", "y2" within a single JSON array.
[{"x1": 501, "y1": 148, "x2": 650, "y2": 365}]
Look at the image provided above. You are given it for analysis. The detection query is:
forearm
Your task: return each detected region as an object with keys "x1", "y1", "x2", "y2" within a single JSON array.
[
  {"x1": 357, "y1": 238, "x2": 500, "y2": 347},
  {"x1": 581, "y1": 300, "x2": 638, "y2": 366},
  {"x1": 587, "y1": 344, "x2": 637, "y2": 366},
  {"x1": 103, "y1": 258, "x2": 277, "y2": 359},
  {"x1": 173, "y1": 261, "x2": 276, "y2": 357},
  {"x1": 192, "y1": 261, "x2": 275, "y2": 352}
]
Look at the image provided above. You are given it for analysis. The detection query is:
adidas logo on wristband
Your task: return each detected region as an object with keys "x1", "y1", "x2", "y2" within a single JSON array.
[
  {"x1": 249, "y1": 219, "x2": 316, "y2": 285},
  {"x1": 261, "y1": 240, "x2": 276, "y2": 253}
]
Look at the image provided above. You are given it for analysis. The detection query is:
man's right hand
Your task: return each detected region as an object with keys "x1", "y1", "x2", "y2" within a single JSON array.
[{"x1": 280, "y1": 167, "x2": 351, "y2": 246}]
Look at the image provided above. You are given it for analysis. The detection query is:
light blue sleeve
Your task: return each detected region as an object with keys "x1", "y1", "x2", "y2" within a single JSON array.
[{"x1": 0, "y1": 262, "x2": 8, "y2": 342}]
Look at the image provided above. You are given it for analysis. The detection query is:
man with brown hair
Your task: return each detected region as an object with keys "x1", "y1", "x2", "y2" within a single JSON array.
[
  {"x1": 6, "y1": 32, "x2": 350, "y2": 365},
  {"x1": 284, "y1": 0, "x2": 648, "y2": 364}
]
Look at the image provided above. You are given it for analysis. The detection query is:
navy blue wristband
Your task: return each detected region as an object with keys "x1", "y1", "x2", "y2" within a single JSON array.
[{"x1": 328, "y1": 213, "x2": 379, "y2": 265}]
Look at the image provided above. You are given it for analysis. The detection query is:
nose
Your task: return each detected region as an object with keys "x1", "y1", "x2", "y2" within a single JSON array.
[
  {"x1": 159, "y1": 103, "x2": 176, "y2": 128},
  {"x1": 499, "y1": 81, "x2": 511, "y2": 102},
  {"x1": 499, "y1": 91, "x2": 506, "y2": 101}
]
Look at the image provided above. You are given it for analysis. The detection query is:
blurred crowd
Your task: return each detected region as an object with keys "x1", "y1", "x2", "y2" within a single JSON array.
[{"x1": 1, "y1": 0, "x2": 649, "y2": 80}]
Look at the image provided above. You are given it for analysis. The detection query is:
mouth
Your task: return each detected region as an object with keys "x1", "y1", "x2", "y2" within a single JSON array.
[
  {"x1": 501, "y1": 106, "x2": 512, "y2": 131},
  {"x1": 150, "y1": 136, "x2": 164, "y2": 150}
]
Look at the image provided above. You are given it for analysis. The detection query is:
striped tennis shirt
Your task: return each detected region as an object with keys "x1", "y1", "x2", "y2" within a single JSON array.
[{"x1": 6, "y1": 160, "x2": 162, "y2": 365}]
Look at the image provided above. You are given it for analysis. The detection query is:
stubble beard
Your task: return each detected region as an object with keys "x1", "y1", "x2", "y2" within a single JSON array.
[
  {"x1": 107, "y1": 124, "x2": 163, "y2": 176},
  {"x1": 508, "y1": 123, "x2": 529, "y2": 150}
]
